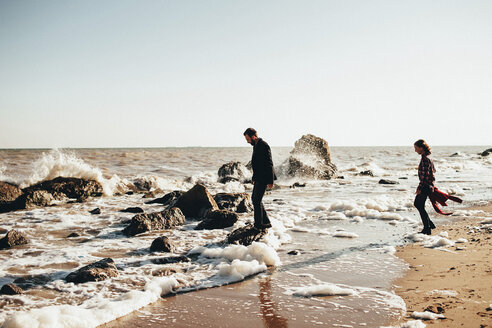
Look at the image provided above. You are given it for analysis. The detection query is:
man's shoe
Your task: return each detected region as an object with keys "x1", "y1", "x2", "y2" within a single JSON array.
[
  {"x1": 419, "y1": 228, "x2": 432, "y2": 235},
  {"x1": 261, "y1": 222, "x2": 272, "y2": 229}
]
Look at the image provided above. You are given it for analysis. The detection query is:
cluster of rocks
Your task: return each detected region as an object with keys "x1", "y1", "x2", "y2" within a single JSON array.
[
  {"x1": 217, "y1": 161, "x2": 251, "y2": 184},
  {"x1": 0, "y1": 177, "x2": 103, "y2": 213}
]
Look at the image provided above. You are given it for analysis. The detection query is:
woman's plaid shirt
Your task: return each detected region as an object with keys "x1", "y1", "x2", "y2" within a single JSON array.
[{"x1": 418, "y1": 154, "x2": 435, "y2": 190}]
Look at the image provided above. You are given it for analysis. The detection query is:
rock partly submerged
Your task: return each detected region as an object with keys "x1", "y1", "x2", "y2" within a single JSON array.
[
  {"x1": 213, "y1": 192, "x2": 253, "y2": 213},
  {"x1": 150, "y1": 236, "x2": 176, "y2": 253},
  {"x1": 0, "y1": 230, "x2": 29, "y2": 250},
  {"x1": 174, "y1": 184, "x2": 218, "y2": 219},
  {"x1": 123, "y1": 207, "x2": 186, "y2": 236},
  {"x1": 65, "y1": 258, "x2": 118, "y2": 284},
  {"x1": 226, "y1": 225, "x2": 267, "y2": 246},
  {"x1": 217, "y1": 161, "x2": 251, "y2": 184},
  {"x1": 195, "y1": 209, "x2": 238, "y2": 230},
  {"x1": 282, "y1": 134, "x2": 337, "y2": 180},
  {"x1": 0, "y1": 182, "x2": 23, "y2": 204}
]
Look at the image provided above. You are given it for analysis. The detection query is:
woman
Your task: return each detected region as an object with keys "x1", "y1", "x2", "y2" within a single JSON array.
[{"x1": 414, "y1": 139, "x2": 436, "y2": 235}]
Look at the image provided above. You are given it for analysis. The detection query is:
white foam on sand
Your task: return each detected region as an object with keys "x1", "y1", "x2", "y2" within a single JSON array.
[
  {"x1": 411, "y1": 311, "x2": 445, "y2": 320},
  {"x1": 381, "y1": 320, "x2": 427, "y2": 328},
  {"x1": 291, "y1": 283, "x2": 357, "y2": 297},
  {"x1": 2, "y1": 277, "x2": 178, "y2": 328},
  {"x1": 428, "y1": 289, "x2": 459, "y2": 297},
  {"x1": 196, "y1": 242, "x2": 281, "y2": 267},
  {"x1": 217, "y1": 259, "x2": 267, "y2": 282},
  {"x1": 332, "y1": 231, "x2": 359, "y2": 238}
]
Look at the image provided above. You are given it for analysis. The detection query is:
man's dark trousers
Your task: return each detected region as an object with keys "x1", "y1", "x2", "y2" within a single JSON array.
[{"x1": 252, "y1": 182, "x2": 271, "y2": 228}]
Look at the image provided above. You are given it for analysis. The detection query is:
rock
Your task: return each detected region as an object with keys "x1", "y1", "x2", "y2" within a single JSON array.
[
  {"x1": 217, "y1": 161, "x2": 251, "y2": 184},
  {"x1": 24, "y1": 190, "x2": 55, "y2": 208},
  {"x1": 67, "y1": 232, "x2": 81, "y2": 238},
  {"x1": 282, "y1": 134, "x2": 337, "y2": 180},
  {"x1": 0, "y1": 230, "x2": 29, "y2": 249},
  {"x1": 359, "y1": 170, "x2": 374, "y2": 177},
  {"x1": 450, "y1": 152, "x2": 461, "y2": 157},
  {"x1": 65, "y1": 258, "x2": 118, "y2": 284},
  {"x1": 174, "y1": 184, "x2": 218, "y2": 219},
  {"x1": 125, "y1": 191, "x2": 134, "y2": 195},
  {"x1": 120, "y1": 207, "x2": 144, "y2": 213},
  {"x1": 123, "y1": 207, "x2": 186, "y2": 236},
  {"x1": 0, "y1": 283, "x2": 24, "y2": 295},
  {"x1": 424, "y1": 305, "x2": 445, "y2": 314},
  {"x1": 152, "y1": 267, "x2": 184, "y2": 276},
  {"x1": 150, "y1": 256, "x2": 191, "y2": 265},
  {"x1": 146, "y1": 190, "x2": 184, "y2": 206},
  {"x1": 226, "y1": 225, "x2": 267, "y2": 246},
  {"x1": 133, "y1": 178, "x2": 153, "y2": 191},
  {"x1": 291, "y1": 182, "x2": 306, "y2": 188},
  {"x1": 481, "y1": 148, "x2": 492, "y2": 156},
  {"x1": 23, "y1": 177, "x2": 103, "y2": 200},
  {"x1": 195, "y1": 209, "x2": 238, "y2": 230},
  {"x1": 378, "y1": 179, "x2": 399, "y2": 185},
  {"x1": 398, "y1": 177, "x2": 408, "y2": 180},
  {"x1": 0, "y1": 182, "x2": 23, "y2": 204},
  {"x1": 13, "y1": 274, "x2": 51, "y2": 289},
  {"x1": 213, "y1": 193, "x2": 253, "y2": 213},
  {"x1": 288, "y1": 250, "x2": 300, "y2": 255},
  {"x1": 150, "y1": 236, "x2": 176, "y2": 252},
  {"x1": 142, "y1": 189, "x2": 164, "y2": 199},
  {"x1": 89, "y1": 208, "x2": 101, "y2": 215}
]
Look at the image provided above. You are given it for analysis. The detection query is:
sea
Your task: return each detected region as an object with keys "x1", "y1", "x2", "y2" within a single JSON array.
[{"x1": 0, "y1": 145, "x2": 491, "y2": 327}]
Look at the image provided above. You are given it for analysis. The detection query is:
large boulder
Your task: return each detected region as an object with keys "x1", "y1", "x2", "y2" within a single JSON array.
[
  {"x1": 0, "y1": 283, "x2": 24, "y2": 295},
  {"x1": 65, "y1": 258, "x2": 118, "y2": 284},
  {"x1": 123, "y1": 207, "x2": 186, "y2": 236},
  {"x1": 0, "y1": 182, "x2": 23, "y2": 204},
  {"x1": 217, "y1": 162, "x2": 251, "y2": 184},
  {"x1": 174, "y1": 184, "x2": 218, "y2": 219},
  {"x1": 0, "y1": 189, "x2": 56, "y2": 213},
  {"x1": 226, "y1": 225, "x2": 267, "y2": 246},
  {"x1": 0, "y1": 230, "x2": 29, "y2": 249},
  {"x1": 23, "y1": 177, "x2": 103, "y2": 200},
  {"x1": 146, "y1": 190, "x2": 184, "y2": 206},
  {"x1": 195, "y1": 209, "x2": 239, "y2": 230},
  {"x1": 214, "y1": 193, "x2": 253, "y2": 213},
  {"x1": 283, "y1": 134, "x2": 337, "y2": 180},
  {"x1": 150, "y1": 236, "x2": 176, "y2": 253}
]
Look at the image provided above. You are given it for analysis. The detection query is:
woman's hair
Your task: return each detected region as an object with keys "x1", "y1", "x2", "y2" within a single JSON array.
[{"x1": 414, "y1": 139, "x2": 431, "y2": 155}]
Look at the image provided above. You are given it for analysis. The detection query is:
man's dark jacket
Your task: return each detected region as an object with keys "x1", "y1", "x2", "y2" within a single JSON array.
[{"x1": 251, "y1": 138, "x2": 277, "y2": 184}]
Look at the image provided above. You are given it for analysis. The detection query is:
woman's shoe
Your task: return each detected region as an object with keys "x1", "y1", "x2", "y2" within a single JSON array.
[
  {"x1": 419, "y1": 228, "x2": 432, "y2": 235},
  {"x1": 429, "y1": 220, "x2": 436, "y2": 229}
]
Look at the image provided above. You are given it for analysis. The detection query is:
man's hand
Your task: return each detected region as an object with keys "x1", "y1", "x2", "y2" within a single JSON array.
[{"x1": 267, "y1": 184, "x2": 273, "y2": 189}]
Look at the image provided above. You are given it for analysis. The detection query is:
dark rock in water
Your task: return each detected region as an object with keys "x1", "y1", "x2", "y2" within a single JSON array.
[
  {"x1": 450, "y1": 152, "x2": 461, "y2": 157},
  {"x1": 13, "y1": 274, "x2": 51, "y2": 289},
  {"x1": 0, "y1": 227, "x2": 7, "y2": 234},
  {"x1": 0, "y1": 283, "x2": 24, "y2": 295},
  {"x1": 288, "y1": 250, "x2": 300, "y2": 255},
  {"x1": 146, "y1": 190, "x2": 184, "y2": 206},
  {"x1": 0, "y1": 230, "x2": 29, "y2": 249},
  {"x1": 282, "y1": 134, "x2": 337, "y2": 180},
  {"x1": 89, "y1": 208, "x2": 101, "y2": 215},
  {"x1": 291, "y1": 182, "x2": 306, "y2": 188},
  {"x1": 213, "y1": 193, "x2": 253, "y2": 213},
  {"x1": 143, "y1": 189, "x2": 164, "y2": 199},
  {"x1": 0, "y1": 181, "x2": 23, "y2": 204},
  {"x1": 174, "y1": 184, "x2": 218, "y2": 219},
  {"x1": 150, "y1": 236, "x2": 176, "y2": 253},
  {"x1": 150, "y1": 256, "x2": 191, "y2": 265},
  {"x1": 195, "y1": 209, "x2": 238, "y2": 230},
  {"x1": 398, "y1": 177, "x2": 408, "y2": 180},
  {"x1": 217, "y1": 161, "x2": 251, "y2": 184},
  {"x1": 66, "y1": 258, "x2": 118, "y2": 284},
  {"x1": 336, "y1": 176, "x2": 345, "y2": 179},
  {"x1": 120, "y1": 207, "x2": 144, "y2": 213},
  {"x1": 152, "y1": 267, "x2": 184, "y2": 276},
  {"x1": 23, "y1": 177, "x2": 103, "y2": 200},
  {"x1": 67, "y1": 232, "x2": 81, "y2": 238},
  {"x1": 378, "y1": 179, "x2": 399, "y2": 185},
  {"x1": 359, "y1": 170, "x2": 374, "y2": 177},
  {"x1": 126, "y1": 191, "x2": 134, "y2": 195},
  {"x1": 0, "y1": 189, "x2": 55, "y2": 213},
  {"x1": 226, "y1": 225, "x2": 267, "y2": 246},
  {"x1": 481, "y1": 148, "x2": 492, "y2": 156},
  {"x1": 123, "y1": 207, "x2": 185, "y2": 236},
  {"x1": 133, "y1": 178, "x2": 153, "y2": 192}
]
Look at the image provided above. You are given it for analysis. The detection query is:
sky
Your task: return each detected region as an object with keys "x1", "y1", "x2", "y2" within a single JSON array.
[{"x1": 1, "y1": 0, "x2": 491, "y2": 148}]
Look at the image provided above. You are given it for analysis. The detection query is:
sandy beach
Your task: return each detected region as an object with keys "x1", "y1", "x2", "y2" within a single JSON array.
[{"x1": 390, "y1": 203, "x2": 492, "y2": 327}]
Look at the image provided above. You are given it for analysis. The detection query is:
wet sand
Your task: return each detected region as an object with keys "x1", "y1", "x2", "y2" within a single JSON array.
[{"x1": 390, "y1": 203, "x2": 492, "y2": 327}]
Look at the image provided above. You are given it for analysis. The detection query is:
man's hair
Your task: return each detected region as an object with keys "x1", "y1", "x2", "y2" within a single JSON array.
[
  {"x1": 243, "y1": 128, "x2": 257, "y2": 138},
  {"x1": 414, "y1": 139, "x2": 431, "y2": 155}
]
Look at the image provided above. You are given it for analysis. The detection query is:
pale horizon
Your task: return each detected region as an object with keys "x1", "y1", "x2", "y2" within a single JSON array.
[{"x1": 1, "y1": 0, "x2": 491, "y2": 148}]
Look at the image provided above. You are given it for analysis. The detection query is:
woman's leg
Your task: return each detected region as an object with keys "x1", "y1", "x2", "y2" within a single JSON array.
[{"x1": 414, "y1": 192, "x2": 431, "y2": 233}]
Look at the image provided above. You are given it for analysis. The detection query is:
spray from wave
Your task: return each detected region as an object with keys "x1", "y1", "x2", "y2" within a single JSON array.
[{"x1": 20, "y1": 149, "x2": 122, "y2": 196}]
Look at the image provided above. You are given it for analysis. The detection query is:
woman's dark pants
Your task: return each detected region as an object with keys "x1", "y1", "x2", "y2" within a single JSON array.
[
  {"x1": 414, "y1": 185, "x2": 433, "y2": 229},
  {"x1": 252, "y1": 182, "x2": 271, "y2": 228}
]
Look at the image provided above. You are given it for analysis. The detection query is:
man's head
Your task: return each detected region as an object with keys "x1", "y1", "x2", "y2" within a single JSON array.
[{"x1": 243, "y1": 128, "x2": 258, "y2": 146}]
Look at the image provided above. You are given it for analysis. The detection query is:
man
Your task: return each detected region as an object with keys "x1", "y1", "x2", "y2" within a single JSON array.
[{"x1": 244, "y1": 128, "x2": 276, "y2": 229}]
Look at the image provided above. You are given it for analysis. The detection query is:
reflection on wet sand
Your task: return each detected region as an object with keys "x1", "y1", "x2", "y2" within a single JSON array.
[{"x1": 259, "y1": 276, "x2": 288, "y2": 328}]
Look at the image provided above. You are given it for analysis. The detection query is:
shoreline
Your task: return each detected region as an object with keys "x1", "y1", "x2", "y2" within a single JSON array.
[{"x1": 389, "y1": 203, "x2": 492, "y2": 327}]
